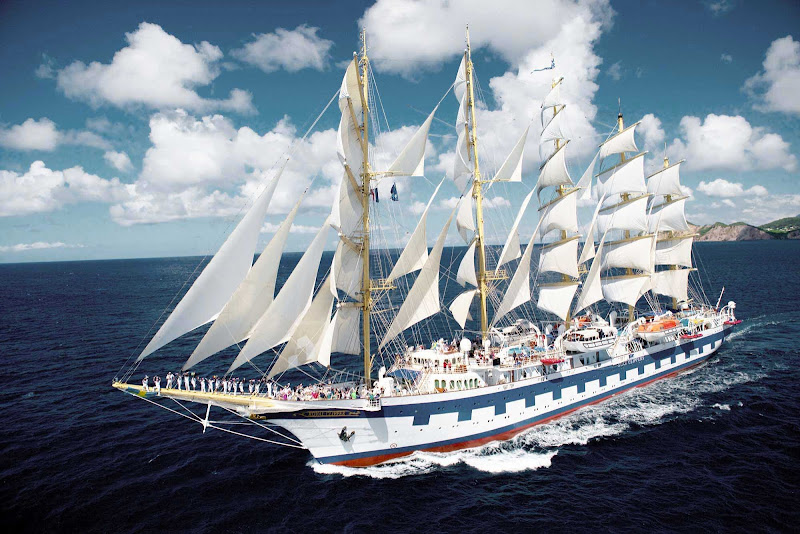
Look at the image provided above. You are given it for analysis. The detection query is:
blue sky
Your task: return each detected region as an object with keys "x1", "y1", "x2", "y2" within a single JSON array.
[{"x1": 1, "y1": 0, "x2": 798, "y2": 263}]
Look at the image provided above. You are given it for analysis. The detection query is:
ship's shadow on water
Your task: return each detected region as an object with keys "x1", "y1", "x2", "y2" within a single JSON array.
[{"x1": 1, "y1": 241, "x2": 799, "y2": 532}]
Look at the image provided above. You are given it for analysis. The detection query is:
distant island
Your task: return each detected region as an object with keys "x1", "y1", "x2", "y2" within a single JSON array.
[{"x1": 688, "y1": 214, "x2": 800, "y2": 241}]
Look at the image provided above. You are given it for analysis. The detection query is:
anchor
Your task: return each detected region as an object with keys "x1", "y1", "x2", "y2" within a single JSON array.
[{"x1": 338, "y1": 426, "x2": 355, "y2": 442}]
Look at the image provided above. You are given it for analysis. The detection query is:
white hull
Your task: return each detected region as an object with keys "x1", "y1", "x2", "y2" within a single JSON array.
[{"x1": 267, "y1": 324, "x2": 730, "y2": 466}]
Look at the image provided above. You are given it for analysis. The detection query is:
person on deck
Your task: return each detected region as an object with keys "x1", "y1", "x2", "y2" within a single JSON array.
[
  {"x1": 183, "y1": 374, "x2": 190, "y2": 391},
  {"x1": 142, "y1": 376, "x2": 149, "y2": 392},
  {"x1": 191, "y1": 375, "x2": 197, "y2": 391},
  {"x1": 154, "y1": 376, "x2": 161, "y2": 395},
  {"x1": 166, "y1": 372, "x2": 173, "y2": 390}
]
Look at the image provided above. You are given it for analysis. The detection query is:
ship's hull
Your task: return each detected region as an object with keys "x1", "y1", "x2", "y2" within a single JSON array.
[{"x1": 268, "y1": 324, "x2": 731, "y2": 467}]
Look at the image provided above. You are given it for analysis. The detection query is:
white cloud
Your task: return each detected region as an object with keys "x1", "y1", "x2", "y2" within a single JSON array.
[
  {"x1": 720, "y1": 53, "x2": 733, "y2": 63},
  {"x1": 638, "y1": 113, "x2": 665, "y2": 154},
  {"x1": 669, "y1": 114, "x2": 797, "y2": 172},
  {"x1": 0, "y1": 242, "x2": 84, "y2": 253},
  {"x1": 0, "y1": 161, "x2": 130, "y2": 217},
  {"x1": 744, "y1": 35, "x2": 800, "y2": 115},
  {"x1": 721, "y1": 199, "x2": 736, "y2": 208},
  {"x1": 607, "y1": 60, "x2": 622, "y2": 80},
  {"x1": 360, "y1": 0, "x2": 612, "y2": 77},
  {"x1": 261, "y1": 221, "x2": 318, "y2": 234},
  {"x1": 697, "y1": 178, "x2": 768, "y2": 198},
  {"x1": 740, "y1": 193, "x2": 800, "y2": 224},
  {"x1": 55, "y1": 22, "x2": 254, "y2": 114},
  {"x1": 104, "y1": 150, "x2": 134, "y2": 172},
  {"x1": 233, "y1": 25, "x2": 334, "y2": 73},
  {"x1": 0, "y1": 117, "x2": 112, "y2": 151},
  {"x1": 0, "y1": 118, "x2": 59, "y2": 150}
]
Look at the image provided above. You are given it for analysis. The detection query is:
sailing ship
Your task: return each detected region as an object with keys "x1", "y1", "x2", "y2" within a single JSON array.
[{"x1": 114, "y1": 29, "x2": 740, "y2": 468}]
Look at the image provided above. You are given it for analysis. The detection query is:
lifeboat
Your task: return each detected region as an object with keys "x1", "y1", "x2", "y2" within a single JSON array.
[
  {"x1": 540, "y1": 357, "x2": 564, "y2": 366},
  {"x1": 637, "y1": 318, "x2": 680, "y2": 342},
  {"x1": 680, "y1": 333, "x2": 702, "y2": 340},
  {"x1": 563, "y1": 326, "x2": 617, "y2": 352},
  {"x1": 724, "y1": 319, "x2": 742, "y2": 326}
]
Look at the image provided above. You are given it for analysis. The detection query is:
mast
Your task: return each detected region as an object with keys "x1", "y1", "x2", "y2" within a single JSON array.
[
  {"x1": 464, "y1": 26, "x2": 490, "y2": 342},
  {"x1": 357, "y1": 30, "x2": 373, "y2": 385},
  {"x1": 616, "y1": 109, "x2": 635, "y2": 321},
  {"x1": 555, "y1": 77, "x2": 571, "y2": 329},
  {"x1": 662, "y1": 151, "x2": 678, "y2": 310}
]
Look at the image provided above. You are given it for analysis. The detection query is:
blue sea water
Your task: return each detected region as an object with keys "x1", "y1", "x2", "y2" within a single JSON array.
[{"x1": 1, "y1": 241, "x2": 799, "y2": 532}]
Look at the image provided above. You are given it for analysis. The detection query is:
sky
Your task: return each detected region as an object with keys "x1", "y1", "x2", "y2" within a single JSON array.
[{"x1": 1, "y1": 0, "x2": 798, "y2": 263}]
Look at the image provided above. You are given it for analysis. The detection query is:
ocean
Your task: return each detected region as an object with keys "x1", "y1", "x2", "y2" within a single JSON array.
[{"x1": 1, "y1": 241, "x2": 798, "y2": 532}]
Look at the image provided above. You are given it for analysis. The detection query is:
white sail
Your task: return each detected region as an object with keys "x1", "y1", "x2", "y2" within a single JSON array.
[
  {"x1": 539, "y1": 188, "x2": 579, "y2": 239},
  {"x1": 449, "y1": 289, "x2": 478, "y2": 328},
  {"x1": 228, "y1": 218, "x2": 331, "y2": 373},
  {"x1": 541, "y1": 77, "x2": 564, "y2": 110},
  {"x1": 387, "y1": 180, "x2": 443, "y2": 281},
  {"x1": 331, "y1": 171, "x2": 362, "y2": 236},
  {"x1": 496, "y1": 188, "x2": 534, "y2": 269},
  {"x1": 574, "y1": 240, "x2": 606, "y2": 314},
  {"x1": 541, "y1": 105, "x2": 568, "y2": 143},
  {"x1": 537, "y1": 282, "x2": 579, "y2": 321},
  {"x1": 267, "y1": 275, "x2": 336, "y2": 379},
  {"x1": 596, "y1": 153, "x2": 647, "y2": 199},
  {"x1": 454, "y1": 56, "x2": 467, "y2": 102},
  {"x1": 597, "y1": 194, "x2": 649, "y2": 235},
  {"x1": 331, "y1": 306, "x2": 360, "y2": 355},
  {"x1": 577, "y1": 151, "x2": 599, "y2": 200},
  {"x1": 651, "y1": 269, "x2": 692, "y2": 302},
  {"x1": 494, "y1": 126, "x2": 529, "y2": 182},
  {"x1": 492, "y1": 218, "x2": 543, "y2": 326},
  {"x1": 601, "y1": 236, "x2": 655, "y2": 273},
  {"x1": 387, "y1": 107, "x2": 437, "y2": 177},
  {"x1": 137, "y1": 165, "x2": 284, "y2": 361},
  {"x1": 338, "y1": 58, "x2": 362, "y2": 113},
  {"x1": 539, "y1": 237, "x2": 579, "y2": 278},
  {"x1": 647, "y1": 160, "x2": 684, "y2": 197},
  {"x1": 184, "y1": 192, "x2": 303, "y2": 370},
  {"x1": 456, "y1": 194, "x2": 475, "y2": 244},
  {"x1": 536, "y1": 141, "x2": 572, "y2": 197},
  {"x1": 599, "y1": 121, "x2": 639, "y2": 159},
  {"x1": 454, "y1": 128, "x2": 472, "y2": 193},
  {"x1": 456, "y1": 241, "x2": 478, "y2": 287},
  {"x1": 601, "y1": 274, "x2": 650, "y2": 307},
  {"x1": 578, "y1": 194, "x2": 606, "y2": 264},
  {"x1": 655, "y1": 236, "x2": 693, "y2": 268},
  {"x1": 333, "y1": 240, "x2": 363, "y2": 299},
  {"x1": 379, "y1": 210, "x2": 455, "y2": 349},
  {"x1": 648, "y1": 198, "x2": 689, "y2": 233}
]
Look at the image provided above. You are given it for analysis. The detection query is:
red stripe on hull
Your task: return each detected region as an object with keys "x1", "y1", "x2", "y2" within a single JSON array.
[{"x1": 332, "y1": 358, "x2": 706, "y2": 468}]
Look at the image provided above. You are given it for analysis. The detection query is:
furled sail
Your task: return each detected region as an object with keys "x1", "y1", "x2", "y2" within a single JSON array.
[
  {"x1": 599, "y1": 121, "x2": 639, "y2": 160},
  {"x1": 267, "y1": 275, "x2": 336, "y2": 379},
  {"x1": 496, "y1": 188, "x2": 535, "y2": 269},
  {"x1": 228, "y1": 218, "x2": 332, "y2": 373},
  {"x1": 456, "y1": 241, "x2": 478, "y2": 287},
  {"x1": 387, "y1": 180, "x2": 443, "y2": 282},
  {"x1": 537, "y1": 282, "x2": 579, "y2": 321},
  {"x1": 387, "y1": 107, "x2": 437, "y2": 177},
  {"x1": 449, "y1": 289, "x2": 478, "y2": 328},
  {"x1": 493, "y1": 126, "x2": 529, "y2": 182},
  {"x1": 379, "y1": 209, "x2": 455, "y2": 349},
  {"x1": 183, "y1": 191, "x2": 304, "y2": 370},
  {"x1": 331, "y1": 171, "x2": 362, "y2": 236},
  {"x1": 137, "y1": 164, "x2": 285, "y2": 362}
]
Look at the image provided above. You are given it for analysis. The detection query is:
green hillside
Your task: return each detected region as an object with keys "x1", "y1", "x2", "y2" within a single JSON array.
[{"x1": 759, "y1": 214, "x2": 800, "y2": 238}]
